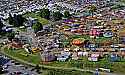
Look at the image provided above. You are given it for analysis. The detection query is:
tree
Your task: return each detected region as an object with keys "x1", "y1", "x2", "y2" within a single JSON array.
[
  {"x1": 64, "y1": 11, "x2": 71, "y2": 18},
  {"x1": 0, "y1": 19, "x2": 3, "y2": 31},
  {"x1": 13, "y1": 14, "x2": 18, "y2": 27},
  {"x1": 89, "y1": 5, "x2": 97, "y2": 17},
  {"x1": 32, "y1": 22, "x2": 43, "y2": 32},
  {"x1": 8, "y1": 14, "x2": 25, "y2": 27},
  {"x1": 53, "y1": 11, "x2": 63, "y2": 21},
  {"x1": 8, "y1": 13, "x2": 14, "y2": 25},
  {"x1": 17, "y1": 15, "x2": 25, "y2": 26},
  {"x1": 40, "y1": 8, "x2": 50, "y2": 19}
]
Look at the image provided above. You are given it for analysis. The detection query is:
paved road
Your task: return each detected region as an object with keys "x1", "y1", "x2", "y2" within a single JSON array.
[
  {"x1": 0, "y1": 53, "x2": 39, "y2": 75},
  {"x1": 4, "y1": 60, "x2": 38, "y2": 75}
]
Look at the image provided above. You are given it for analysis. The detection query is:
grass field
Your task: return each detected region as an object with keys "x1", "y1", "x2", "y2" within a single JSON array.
[
  {"x1": 3, "y1": 47, "x2": 41, "y2": 64},
  {"x1": 23, "y1": 12, "x2": 49, "y2": 25},
  {"x1": 42, "y1": 69, "x2": 92, "y2": 75}
]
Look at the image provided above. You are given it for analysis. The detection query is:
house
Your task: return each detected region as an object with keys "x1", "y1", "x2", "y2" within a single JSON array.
[
  {"x1": 110, "y1": 54, "x2": 120, "y2": 62},
  {"x1": 96, "y1": 48, "x2": 104, "y2": 52},
  {"x1": 57, "y1": 51, "x2": 70, "y2": 61},
  {"x1": 71, "y1": 28, "x2": 77, "y2": 32},
  {"x1": 57, "y1": 55, "x2": 69, "y2": 61},
  {"x1": 8, "y1": 38, "x2": 23, "y2": 49},
  {"x1": 43, "y1": 25, "x2": 50, "y2": 32},
  {"x1": 64, "y1": 19, "x2": 74, "y2": 23},
  {"x1": 73, "y1": 47, "x2": 80, "y2": 51},
  {"x1": 78, "y1": 51, "x2": 88, "y2": 56},
  {"x1": 41, "y1": 52, "x2": 56, "y2": 62},
  {"x1": 88, "y1": 54, "x2": 100, "y2": 62},
  {"x1": 16, "y1": 35, "x2": 31, "y2": 44},
  {"x1": 88, "y1": 57, "x2": 98, "y2": 61},
  {"x1": 119, "y1": 48, "x2": 125, "y2": 57},
  {"x1": 71, "y1": 23, "x2": 80, "y2": 27},
  {"x1": 119, "y1": 36, "x2": 125, "y2": 44},
  {"x1": 26, "y1": 17, "x2": 38, "y2": 27},
  {"x1": 72, "y1": 52, "x2": 79, "y2": 60}
]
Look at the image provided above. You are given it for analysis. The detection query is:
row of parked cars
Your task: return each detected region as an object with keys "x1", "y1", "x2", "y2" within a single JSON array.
[{"x1": 0, "y1": 54, "x2": 39, "y2": 75}]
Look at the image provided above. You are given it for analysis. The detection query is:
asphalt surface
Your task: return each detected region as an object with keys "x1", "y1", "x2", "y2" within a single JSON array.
[{"x1": 0, "y1": 54, "x2": 39, "y2": 75}]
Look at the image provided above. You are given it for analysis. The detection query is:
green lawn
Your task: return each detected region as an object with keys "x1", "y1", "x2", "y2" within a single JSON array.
[
  {"x1": 23, "y1": 12, "x2": 49, "y2": 25},
  {"x1": 42, "y1": 69, "x2": 92, "y2": 75},
  {"x1": 16, "y1": 27, "x2": 27, "y2": 32},
  {"x1": 3, "y1": 48, "x2": 41, "y2": 64},
  {"x1": 63, "y1": 26, "x2": 71, "y2": 29}
]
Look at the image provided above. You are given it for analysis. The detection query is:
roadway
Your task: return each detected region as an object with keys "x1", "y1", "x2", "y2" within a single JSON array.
[{"x1": 0, "y1": 53, "x2": 39, "y2": 75}]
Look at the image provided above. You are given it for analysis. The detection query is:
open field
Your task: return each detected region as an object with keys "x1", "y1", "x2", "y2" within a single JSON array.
[
  {"x1": 23, "y1": 12, "x2": 49, "y2": 25},
  {"x1": 42, "y1": 69, "x2": 92, "y2": 75},
  {"x1": 3, "y1": 47, "x2": 41, "y2": 65}
]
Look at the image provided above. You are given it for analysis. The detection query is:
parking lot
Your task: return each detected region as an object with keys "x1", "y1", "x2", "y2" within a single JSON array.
[{"x1": 0, "y1": 54, "x2": 39, "y2": 75}]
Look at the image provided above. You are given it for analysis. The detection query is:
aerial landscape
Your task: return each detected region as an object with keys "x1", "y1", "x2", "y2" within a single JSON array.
[{"x1": 1, "y1": 0, "x2": 125, "y2": 75}]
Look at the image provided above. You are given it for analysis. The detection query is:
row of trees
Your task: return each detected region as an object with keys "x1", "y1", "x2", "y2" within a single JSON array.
[
  {"x1": 40, "y1": 8, "x2": 71, "y2": 21},
  {"x1": 0, "y1": 19, "x2": 4, "y2": 31},
  {"x1": 0, "y1": 17, "x2": 16, "y2": 40}
]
